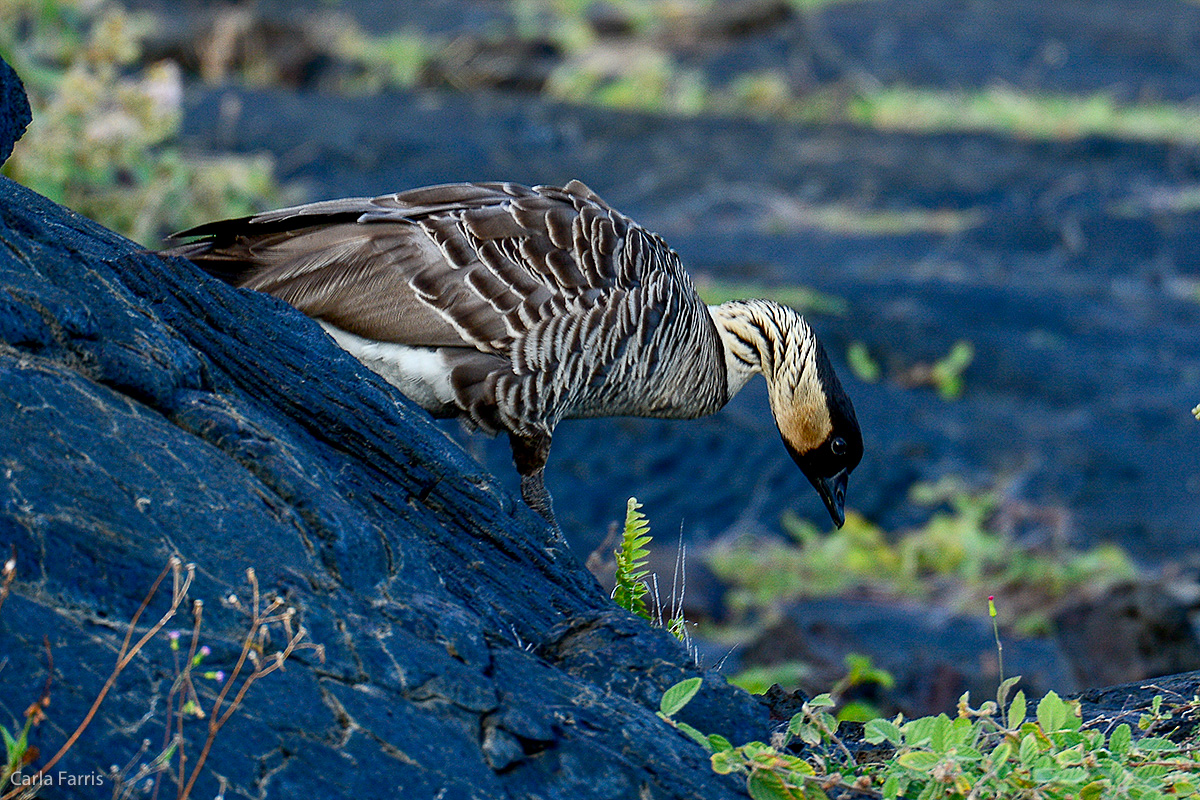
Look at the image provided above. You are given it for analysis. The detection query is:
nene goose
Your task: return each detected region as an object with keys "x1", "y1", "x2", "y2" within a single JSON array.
[{"x1": 166, "y1": 180, "x2": 863, "y2": 530}]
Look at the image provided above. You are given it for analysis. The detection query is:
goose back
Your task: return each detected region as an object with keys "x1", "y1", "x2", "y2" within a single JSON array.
[{"x1": 168, "y1": 181, "x2": 730, "y2": 435}]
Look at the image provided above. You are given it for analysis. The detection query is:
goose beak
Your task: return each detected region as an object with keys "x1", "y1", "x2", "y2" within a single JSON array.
[{"x1": 815, "y1": 469, "x2": 848, "y2": 528}]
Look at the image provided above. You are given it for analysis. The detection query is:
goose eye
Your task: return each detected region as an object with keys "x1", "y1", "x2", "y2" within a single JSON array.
[{"x1": 830, "y1": 437, "x2": 847, "y2": 456}]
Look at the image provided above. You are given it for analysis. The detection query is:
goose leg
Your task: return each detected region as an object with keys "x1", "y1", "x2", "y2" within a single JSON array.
[
  {"x1": 508, "y1": 432, "x2": 566, "y2": 547},
  {"x1": 519, "y1": 468, "x2": 556, "y2": 527}
]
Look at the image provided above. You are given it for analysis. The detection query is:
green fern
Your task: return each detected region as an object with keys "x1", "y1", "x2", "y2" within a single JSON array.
[{"x1": 613, "y1": 497, "x2": 653, "y2": 620}]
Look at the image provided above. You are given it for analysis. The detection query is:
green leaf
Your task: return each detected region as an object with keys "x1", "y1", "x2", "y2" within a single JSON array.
[
  {"x1": 675, "y1": 721, "x2": 712, "y2": 750},
  {"x1": 800, "y1": 784, "x2": 829, "y2": 800},
  {"x1": 946, "y1": 716, "x2": 975, "y2": 748},
  {"x1": 837, "y1": 699, "x2": 882, "y2": 722},
  {"x1": 1170, "y1": 779, "x2": 1197, "y2": 795},
  {"x1": 847, "y1": 342, "x2": 881, "y2": 383},
  {"x1": 1019, "y1": 732, "x2": 1040, "y2": 764},
  {"x1": 797, "y1": 723, "x2": 822, "y2": 746},
  {"x1": 707, "y1": 734, "x2": 733, "y2": 752},
  {"x1": 903, "y1": 716, "x2": 938, "y2": 747},
  {"x1": 990, "y1": 741, "x2": 1012, "y2": 766},
  {"x1": 1053, "y1": 730, "x2": 1087, "y2": 750},
  {"x1": 1109, "y1": 723, "x2": 1132, "y2": 756},
  {"x1": 996, "y1": 675, "x2": 1022, "y2": 708},
  {"x1": 1, "y1": 726, "x2": 17, "y2": 760},
  {"x1": 785, "y1": 757, "x2": 815, "y2": 777},
  {"x1": 1132, "y1": 763, "x2": 1169, "y2": 781},
  {"x1": 1008, "y1": 690, "x2": 1027, "y2": 730},
  {"x1": 1037, "y1": 691, "x2": 1067, "y2": 732},
  {"x1": 814, "y1": 711, "x2": 840, "y2": 738},
  {"x1": 1052, "y1": 767, "x2": 1089, "y2": 784},
  {"x1": 808, "y1": 693, "x2": 835, "y2": 708},
  {"x1": 747, "y1": 768, "x2": 801, "y2": 800},
  {"x1": 660, "y1": 677, "x2": 702, "y2": 717},
  {"x1": 711, "y1": 749, "x2": 741, "y2": 774},
  {"x1": 1062, "y1": 698, "x2": 1083, "y2": 730},
  {"x1": 864, "y1": 718, "x2": 902, "y2": 745},
  {"x1": 928, "y1": 713, "x2": 952, "y2": 751},
  {"x1": 1135, "y1": 736, "x2": 1175, "y2": 752},
  {"x1": 897, "y1": 751, "x2": 941, "y2": 773},
  {"x1": 741, "y1": 742, "x2": 772, "y2": 759}
]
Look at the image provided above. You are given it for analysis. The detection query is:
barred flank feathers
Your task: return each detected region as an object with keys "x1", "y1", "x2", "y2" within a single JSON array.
[{"x1": 613, "y1": 497, "x2": 652, "y2": 621}]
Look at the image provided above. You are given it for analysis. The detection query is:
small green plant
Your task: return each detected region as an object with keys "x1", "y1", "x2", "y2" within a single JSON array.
[
  {"x1": 0, "y1": 558, "x2": 43, "y2": 793},
  {"x1": 546, "y1": 55, "x2": 709, "y2": 115},
  {"x1": 729, "y1": 662, "x2": 814, "y2": 696},
  {"x1": 828, "y1": 654, "x2": 895, "y2": 722},
  {"x1": 610, "y1": 498, "x2": 693, "y2": 653},
  {"x1": 613, "y1": 497, "x2": 653, "y2": 620},
  {"x1": 989, "y1": 595, "x2": 1005, "y2": 683},
  {"x1": 660, "y1": 676, "x2": 1200, "y2": 799}
]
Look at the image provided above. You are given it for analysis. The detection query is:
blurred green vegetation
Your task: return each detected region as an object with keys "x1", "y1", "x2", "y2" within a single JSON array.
[
  {"x1": 850, "y1": 86, "x2": 1200, "y2": 145},
  {"x1": 929, "y1": 340, "x2": 974, "y2": 400},
  {"x1": 728, "y1": 660, "x2": 813, "y2": 695},
  {"x1": 333, "y1": 26, "x2": 442, "y2": 92},
  {"x1": 492, "y1": 1, "x2": 1200, "y2": 145},
  {"x1": 846, "y1": 341, "x2": 880, "y2": 383},
  {"x1": 730, "y1": 652, "x2": 894, "y2": 723},
  {"x1": 706, "y1": 477, "x2": 1138, "y2": 636},
  {"x1": 1, "y1": 0, "x2": 282, "y2": 246},
  {"x1": 510, "y1": 2, "x2": 1200, "y2": 154}
]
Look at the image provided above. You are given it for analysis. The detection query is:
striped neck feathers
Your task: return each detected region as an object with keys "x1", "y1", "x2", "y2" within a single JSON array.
[{"x1": 708, "y1": 299, "x2": 832, "y2": 454}]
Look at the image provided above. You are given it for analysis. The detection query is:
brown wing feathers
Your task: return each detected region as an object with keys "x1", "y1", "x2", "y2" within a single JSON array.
[
  {"x1": 165, "y1": 180, "x2": 723, "y2": 436},
  {"x1": 168, "y1": 184, "x2": 605, "y2": 351}
]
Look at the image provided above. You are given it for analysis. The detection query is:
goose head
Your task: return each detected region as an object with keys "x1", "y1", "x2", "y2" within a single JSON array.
[
  {"x1": 768, "y1": 335, "x2": 862, "y2": 528},
  {"x1": 711, "y1": 299, "x2": 863, "y2": 527}
]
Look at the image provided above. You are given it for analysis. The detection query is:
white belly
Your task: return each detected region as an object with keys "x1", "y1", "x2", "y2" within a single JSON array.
[{"x1": 319, "y1": 322, "x2": 456, "y2": 412}]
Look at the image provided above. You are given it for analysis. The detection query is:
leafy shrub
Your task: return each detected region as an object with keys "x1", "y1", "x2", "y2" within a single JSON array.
[
  {"x1": 1, "y1": 0, "x2": 281, "y2": 246},
  {"x1": 660, "y1": 676, "x2": 1200, "y2": 799}
]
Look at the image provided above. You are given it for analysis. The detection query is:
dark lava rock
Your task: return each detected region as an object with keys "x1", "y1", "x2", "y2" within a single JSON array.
[
  {"x1": 1053, "y1": 582, "x2": 1200, "y2": 689},
  {"x1": 1076, "y1": 669, "x2": 1200, "y2": 742},
  {"x1": 0, "y1": 152, "x2": 769, "y2": 800},
  {"x1": 0, "y1": 56, "x2": 30, "y2": 165}
]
